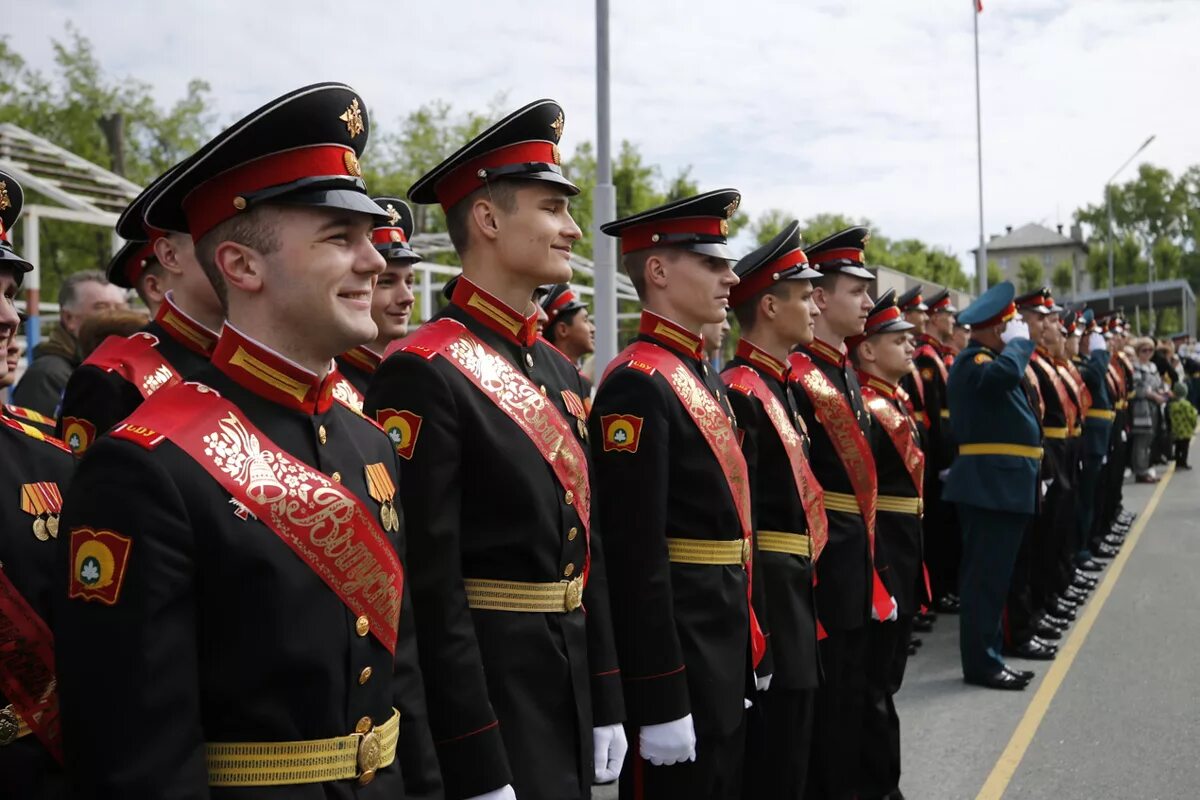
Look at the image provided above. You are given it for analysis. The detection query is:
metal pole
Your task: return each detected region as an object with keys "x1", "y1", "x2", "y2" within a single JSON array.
[
  {"x1": 1107, "y1": 187, "x2": 1115, "y2": 304},
  {"x1": 1147, "y1": 241, "x2": 1155, "y2": 335},
  {"x1": 23, "y1": 210, "x2": 40, "y2": 359},
  {"x1": 973, "y1": 1, "x2": 987, "y2": 294},
  {"x1": 592, "y1": 0, "x2": 619, "y2": 376}
]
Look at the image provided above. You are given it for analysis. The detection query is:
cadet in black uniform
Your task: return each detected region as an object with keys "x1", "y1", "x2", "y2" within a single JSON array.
[
  {"x1": 722, "y1": 220, "x2": 825, "y2": 800},
  {"x1": 337, "y1": 196, "x2": 420, "y2": 395},
  {"x1": 849, "y1": 291, "x2": 928, "y2": 800},
  {"x1": 365, "y1": 100, "x2": 625, "y2": 800},
  {"x1": 54, "y1": 82, "x2": 441, "y2": 798},
  {"x1": 0, "y1": 171, "x2": 74, "y2": 800},
  {"x1": 56, "y1": 165, "x2": 223, "y2": 456},
  {"x1": 594, "y1": 189, "x2": 760, "y2": 800},
  {"x1": 787, "y1": 227, "x2": 893, "y2": 800},
  {"x1": 540, "y1": 283, "x2": 595, "y2": 395}
]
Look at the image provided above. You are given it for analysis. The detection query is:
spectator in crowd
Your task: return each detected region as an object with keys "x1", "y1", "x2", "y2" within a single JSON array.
[
  {"x1": 11, "y1": 269, "x2": 119, "y2": 417},
  {"x1": 1130, "y1": 336, "x2": 1168, "y2": 483},
  {"x1": 76, "y1": 308, "x2": 152, "y2": 359},
  {"x1": 1168, "y1": 381, "x2": 1197, "y2": 470}
]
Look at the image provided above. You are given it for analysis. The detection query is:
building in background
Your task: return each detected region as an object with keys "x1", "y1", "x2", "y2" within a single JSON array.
[{"x1": 972, "y1": 222, "x2": 1090, "y2": 295}]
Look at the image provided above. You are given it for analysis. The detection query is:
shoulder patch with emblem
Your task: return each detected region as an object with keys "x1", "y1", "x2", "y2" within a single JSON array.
[
  {"x1": 61, "y1": 416, "x2": 97, "y2": 456},
  {"x1": 376, "y1": 408, "x2": 422, "y2": 460},
  {"x1": 601, "y1": 414, "x2": 643, "y2": 453},
  {"x1": 974, "y1": 353, "x2": 993, "y2": 364},
  {"x1": 68, "y1": 528, "x2": 133, "y2": 605}
]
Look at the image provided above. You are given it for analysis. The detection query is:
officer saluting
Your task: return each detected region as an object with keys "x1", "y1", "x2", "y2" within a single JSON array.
[
  {"x1": 365, "y1": 100, "x2": 625, "y2": 800},
  {"x1": 56, "y1": 165, "x2": 224, "y2": 456},
  {"x1": 944, "y1": 281, "x2": 1041, "y2": 690},
  {"x1": 593, "y1": 189, "x2": 762, "y2": 799},
  {"x1": 337, "y1": 197, "x2": 421, "y2": 396},
  {"x1": 0, "y1": 172, "x2": 74, "y2": 798},
  {"x1": 722, "y1": 220, "x2": 826, "y2": 799},
  {"x1": 54, "y1": 83, "x2": 440, "y2": 797}
]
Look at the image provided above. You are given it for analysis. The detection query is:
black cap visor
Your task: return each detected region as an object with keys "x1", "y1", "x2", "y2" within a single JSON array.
[
  {"x1": 0, "y1": 245, "x2": 33, "y2": 274},
  {"x1": 375, "y1": 243, "x2": 422, "y2": 263}
]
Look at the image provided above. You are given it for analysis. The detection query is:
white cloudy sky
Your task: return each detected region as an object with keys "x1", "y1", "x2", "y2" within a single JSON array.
[{"x1": 9, "y1": 0, "x2": 1199, "y2": 271}]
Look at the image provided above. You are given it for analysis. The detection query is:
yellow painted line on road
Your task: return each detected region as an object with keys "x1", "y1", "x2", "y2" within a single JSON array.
[{"x1": 976, "y1": 465, "x2": 1175, "y2": 800}]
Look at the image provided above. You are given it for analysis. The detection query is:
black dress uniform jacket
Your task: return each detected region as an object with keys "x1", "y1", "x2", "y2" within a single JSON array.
[
  {"x1": 336, "y1": 344, "x2": 382, "y2": 397},
  {"x1": 723, "y1": 343, "x2": 819, "y2": 691},
  {"x1": 55, "y1": 292, "x2": 218, "y2": 452},
  {"x1": 364, "y1": 278, "x2": 622, "y2": 800},
  {"x1": 790, "y1": 339, "x2": 874, "y2": 631},
  {"x1": 590, "y1": 312, "x2": 751, "y2": 739},
  {"x1": 0, "y1": 419, "x2": 73, "y2": 799},
  {"x1": 54, "y1": 325, "x2": 440, "y2": 799}
]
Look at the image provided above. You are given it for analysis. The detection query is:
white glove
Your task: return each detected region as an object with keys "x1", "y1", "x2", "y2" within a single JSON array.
[
  {"x1": 1001, "y1": 317, "x2": 1030, "y2": 344},
  {"x1": 1041, "y1": 479, "x2": 1051, "y2": 498},
  {"x1": 871, "y1": 595, "x2": 899, "y2": 622},
  {"x1": 938, "y1": 468, "x2": 951, "y2": 482},
  {"x1": 1087, "y1": 332, "x2": 1106, "y2": 353},
  {"x1": 464, "y1": 786, "x2": 517, "y2": 800},
  {"x1": 593, "y1": 724, "x2": 627, "y2": 783},
  {"x1": 755, "y1": 672, "x2": 773, "y2": 692},
  {"x1": 639, "y1": 714, "x2": 696, "y2": 766}
]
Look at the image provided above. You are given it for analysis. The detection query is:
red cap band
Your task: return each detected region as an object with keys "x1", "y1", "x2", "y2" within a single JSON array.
[
  {"x1": 619, "y1": 217, "x2": 726, "y2": 254},
  {"x1": 123, "y1": 241, "x2": 158, "y2": 285},
  {"x1": 810, "y1": 247, "x2": 864, "y2": 267},
  {"x1": 899, "y1": 294, "x2": 924, "y2": 311},
  {"x1": 182, "y1": 144, "x2": 361, "y2": 241},
  {"x1": 548, "y1": 289, "x2": 578, "y2": 315},
  {"x1": 929, "y1": 295, "x2": 952, "y2": 311},
  {"x1": 729, "y1": 247, "x2": 810, "y2": 305},
  {"x1": 371, "y1": 227, "x2": 409, "y2": 245},
  {"x1": 975, "y1": 301, "x2": 1017, "y2": 329},
  {"x1": 434, "y1": 141, "x2": 560, "y2": 211}
]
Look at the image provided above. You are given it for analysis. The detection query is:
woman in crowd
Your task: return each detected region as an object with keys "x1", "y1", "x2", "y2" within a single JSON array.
[{"x1": 1131, "y1": 336, "x2": 1168, "y2": 483}]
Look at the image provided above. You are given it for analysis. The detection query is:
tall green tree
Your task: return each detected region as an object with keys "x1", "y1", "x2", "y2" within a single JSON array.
[{"x1": 1016, "y1": 256, "x2": 1045, "y2": 292}]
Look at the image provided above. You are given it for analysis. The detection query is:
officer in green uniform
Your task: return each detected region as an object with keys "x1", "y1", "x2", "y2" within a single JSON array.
[{"x1": 943, "y1": 281, "x2": 1041, "y2": 690}]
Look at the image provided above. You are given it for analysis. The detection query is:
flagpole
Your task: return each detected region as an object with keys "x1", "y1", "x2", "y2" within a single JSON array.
[{"x1": 974, "y1": 0, "x2": 987, "y2": 294}]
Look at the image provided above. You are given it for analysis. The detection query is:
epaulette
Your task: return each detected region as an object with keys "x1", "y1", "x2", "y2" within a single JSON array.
[
  {"x1": 623, "y1": 358, "x2": 657, "y2": 377},
  {"x1": 108, "y1": 382, "x2": 199, "y2": 451},
  {"x1": 0, "y1": 414, "x2": 72, "y2": 454}
]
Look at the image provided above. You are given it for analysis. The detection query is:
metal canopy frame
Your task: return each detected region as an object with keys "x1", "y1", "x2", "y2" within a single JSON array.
[
  {"x1": 1062, "y1": 279, "x2": 1196, "y2": 338},
  {"x1": 0, "y1": 122, "x2": 142, "y2": 353}
]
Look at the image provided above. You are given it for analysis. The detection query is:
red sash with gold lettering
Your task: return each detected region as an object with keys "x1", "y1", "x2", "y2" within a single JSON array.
[
  {"x1": 788, "y1": 354, "x2": 893, "y2": 620},
  {"x1": 1062, "y1": 360, "x2": 1092, "y2": 418},
  {"x1": 722, "y1": 365, "x2": 828, "y2": 562},
  {"x1": 85, "y1": 332, "x2": 181, "y2": 399},
  {"x1": 861, "y1": 389, "x2": 925, "y2": 495},
  {"x1": 608, "y1": 342, "x2": 767, "y2": 666},
  {"x1": 111, "y1": 383, "x2": 404, "y2": 653},
  {"x1": 388, "y1": 318, "x2": 593, "y2": 583},
  {"x1": 0, "y1": 568, "x2": 61, "y2": 762},
  {"x1": 1032, "y1": 352, "x2": 1076, "y2": 430}
]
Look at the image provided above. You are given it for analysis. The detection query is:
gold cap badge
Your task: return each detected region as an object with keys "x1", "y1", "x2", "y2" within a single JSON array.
[
  {"x1": 550, "y1": 111, "x2": 565, "y2": 142},
  {"x1": 385, "y1": 203, "x2": 401, "y2": 226},
  {"x1": 344, "y1": 151, "x2": 362, "y2": 178},
  {"x1": 340, "y1": 98, "x2": 365, "y2": 138},
  {"x1": 724, "y1": 197, "x2": 740, "y2": 218},
  {"x1": 0, "y1": 181, "x2": 10, "y2": 212}
]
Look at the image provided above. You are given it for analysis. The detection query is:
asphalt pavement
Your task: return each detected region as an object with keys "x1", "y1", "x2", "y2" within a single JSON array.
[{"x1": 595, "y1": 459, "x2": 1196, "y2": 799}]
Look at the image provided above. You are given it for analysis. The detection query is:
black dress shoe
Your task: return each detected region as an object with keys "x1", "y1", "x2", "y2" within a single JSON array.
[
  {"x1": 912, "y1": 614, "x2": 934, "y2": 632},
  {"x1": 1004, "y1": 665, "x2": 1035, "y2": 682},
  {"x1": 965, "y1": 670, "x2": 1027, "y2": 690},
  {"x1": 1043, "y1": 614, "x2": 1070, "y2": 630},
  {"x1": 907, "y1": 642, "x2": 918, "y2": 656},
  {"x1": 1007, "y1": 638, "x2": 1058, "y2": 660},
  {"x1": 1077, "y1": 559, "x2": 1105, "y2": 572},
  {"x1": 1063, "y1": 586, "x2": 1088, "y2": 602},
  {"x1": 1033, "y1": 621, "x2": 1063, "y2": 640},
  {"x1": 1056, "y1": 593, "x2": 1081, "y2": 607},
  {"x1": 1073, "y1": 570, "x2": 1098, "y2": 586},
  {"x1": 1103, "y1": 533, "x2": 1125, "y2": 546},
  {"x1": 935, "y1": 595, "x2": 960, "y2": 614},
  {"x1": 1094, "y1": 543, "x2": 1119, "y2": 559},
  {"x1": 1048, "y1": 601, "x2": 1076, "y2": 620}
]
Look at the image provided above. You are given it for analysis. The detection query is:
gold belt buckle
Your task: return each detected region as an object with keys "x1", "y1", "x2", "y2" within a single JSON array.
[
  {"x1": 564, "y1": 576, "x2": 584, "y2": 612},
  {"x1": 354, "y1": 720, "x2": 384, "y2": 786},
  {"x1": 0, "y1": 706, "x2": 20, "y2": 746}
]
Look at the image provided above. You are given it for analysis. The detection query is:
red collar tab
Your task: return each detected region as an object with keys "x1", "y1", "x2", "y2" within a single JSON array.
[
  {"x1": 809, "y1": 247, "x2": 864, "y2": 268},
  {"x1": 639, "y1": 311, "x2": 704, "y2": 360},
  {"x1": 619, "y1": 216, "x2": 728, "y2": 255},
  {"x1": 155, "y1": 293, "x2": 219, "y2": 357},
  {"x1": 434, "y1": 140, "x2": 561, "y2": 211},
  {"x1": 858, "y1": 371, "x2": 897, "y2": 398},
  {"x1": 341, "y1": 344, "x2": 382, "y2": 374},
  {"x1": 806, "y1": 337, "x2": 846, "y2": 368},
  {"x1": 736, "y1": 338, "x2": 788, "y2": 382},
  {"x1": 975, "y1": 301, "x2": 1018, "y2": 330},
  {"x1": 212, "y1": 325, "x2": 337, "y2": 415},
  {"x1": 182, "y1": 144, "x2": 362, "y2": 241},
  {"x1": 451, "y1": 276, "x2": 539, "y2": 347},
  {"x1": 729, "y1": 246, "x2": 810, "y2": 305},
  {"x1": 371, "y1": 227, "x2": 408, "y2": 245}
]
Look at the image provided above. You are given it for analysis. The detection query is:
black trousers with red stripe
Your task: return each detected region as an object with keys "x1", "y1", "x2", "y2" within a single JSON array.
[
  {"x1": 805, "y1": 626, "x2": 869, "y2": 800},
  {"x1": 619, "y1": 718, "x2": 747, "y2": 800},
  {"x1": 742, "y1": 686, "x2": 816, "y2": 799}
]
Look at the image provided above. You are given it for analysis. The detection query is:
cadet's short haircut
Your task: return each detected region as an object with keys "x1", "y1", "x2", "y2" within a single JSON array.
[
  {"x1": 732, "y1": 282, "x2": 792, "y2": 331},
  {"x1": 621, "y1": 247, "x2": 681, "y2": 298},
  {"x1": 445, "y1": 180, "x2": 521, "y2": 255},
  {"x1": 132, "y1": 260, "x2": 165, "y2": 307},
  {"x1": 58, "y1": 269, "x2": 108, "y2": 309},
  {"x1": 194, "y1": 206, "x2": 281, "y2": 314},
  {"x1": 545, "y1": 306, "x2": 583, "y2": 344}
]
